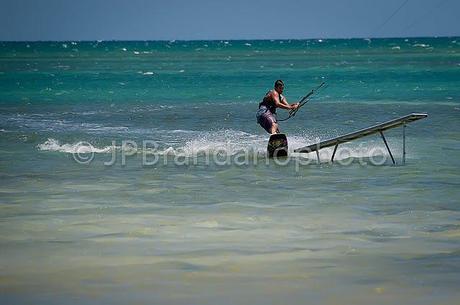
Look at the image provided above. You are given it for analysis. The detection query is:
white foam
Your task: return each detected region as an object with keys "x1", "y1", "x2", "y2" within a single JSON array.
[
  {"x1": 155, "y1": 129, "x2": 265, "y2": 157},
  {"x1": 31, "y1": 122, "x2": 403, "y2": 164},
  {"x1": 161, "y1": 147, "x2": 177, "y2": 156},
  {"x1": 154, "y1": 130, "x2": 396, "y2": 162},
  {"x1": 244, "y1": 43, "x2": 252, "y2": 47},
  {"x1": 413, "y1": 43, "x2": 429, "y2": 48},
  {"x1": 142, "y1": 71, "x2": 154, "y2": 75},
  {"x1": 37, "y1": 138, "x2": 113, "y2": 154},
  {"x1": 287, "y1": 134, "x2": 321, "y2": 153},
  {"x1": 391, "y1": 46, "x2": 401, "y2": 50},
  {"x1": 168, "y1": 129, "x2": 197, "y2": 134}
]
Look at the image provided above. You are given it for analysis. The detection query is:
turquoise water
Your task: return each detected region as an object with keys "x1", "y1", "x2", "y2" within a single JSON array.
[{"x1": 1, "y1": 38, "x2": 460, "y2": 305}]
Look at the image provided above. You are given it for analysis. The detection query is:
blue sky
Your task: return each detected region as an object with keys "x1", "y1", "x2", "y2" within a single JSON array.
[{"x1": 0, "y1": 0, "x2": 458, "y2": 41}]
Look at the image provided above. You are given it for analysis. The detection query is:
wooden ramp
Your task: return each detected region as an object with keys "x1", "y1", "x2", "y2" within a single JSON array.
[{"x1": 294, "y1": 113, "x2": 428, "y2": 164}]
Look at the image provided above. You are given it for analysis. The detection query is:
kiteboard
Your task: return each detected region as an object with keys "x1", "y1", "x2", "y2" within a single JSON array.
[{"x1": 267, "y1": 133, "x2": 288, "y2": 158}]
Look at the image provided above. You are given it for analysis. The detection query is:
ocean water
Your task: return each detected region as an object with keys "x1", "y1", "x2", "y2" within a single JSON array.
[{"x1": 0, "y1": 38, "x2": 459, "y2": 305}]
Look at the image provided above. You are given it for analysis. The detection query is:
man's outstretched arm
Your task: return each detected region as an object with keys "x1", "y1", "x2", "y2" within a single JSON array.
[{"x1": 274, "y1": 94, "x2": 292, "y2": 110}]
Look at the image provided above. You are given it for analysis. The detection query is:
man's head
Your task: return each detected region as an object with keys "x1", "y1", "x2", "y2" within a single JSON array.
[{"x1": 274, "y1": 79, "x2": 284, "y2": 94}]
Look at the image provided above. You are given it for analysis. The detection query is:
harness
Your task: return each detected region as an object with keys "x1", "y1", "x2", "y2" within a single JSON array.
[{"x1": 259, "y1": 90, "x2": 283, "y2": 115}]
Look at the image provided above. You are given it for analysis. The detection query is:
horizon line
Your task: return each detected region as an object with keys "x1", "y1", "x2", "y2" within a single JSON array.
[{"x1": 1, "y1": 35, "x2": 458, "y2": 43}]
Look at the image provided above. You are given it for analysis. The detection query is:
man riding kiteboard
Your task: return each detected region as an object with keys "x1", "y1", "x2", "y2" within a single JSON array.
[{"x1": 256, "y1": 80, "x2": 299, "y2": 134}]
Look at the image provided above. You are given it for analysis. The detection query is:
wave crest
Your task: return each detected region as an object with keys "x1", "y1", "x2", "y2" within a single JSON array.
[{"x1": 37, "y1": 138, "x2": 113, "y2": 154}]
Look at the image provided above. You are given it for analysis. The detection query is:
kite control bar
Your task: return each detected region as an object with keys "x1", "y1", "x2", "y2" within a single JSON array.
[{"x1": 277, "y1": 82, "x2": 327, "y2": 122}]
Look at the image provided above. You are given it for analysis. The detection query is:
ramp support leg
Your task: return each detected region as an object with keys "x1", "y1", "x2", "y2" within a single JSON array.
[
  {"x1": 316, "y1": 149, "x2": 320, "y2": 164},
  {"x1": 403, "y1": 124, "x2": 406, "y2": 165},
  {"x1": 331, "y1": 144, "x2": 339, "y2": 162},
  {"x1": 379, "y1": 131, "x2": 395, "y2": 165}
]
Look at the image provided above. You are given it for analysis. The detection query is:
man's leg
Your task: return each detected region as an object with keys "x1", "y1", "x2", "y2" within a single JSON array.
[{"x1": 270, "y1": 123, "x2": 279, "y2": 134}]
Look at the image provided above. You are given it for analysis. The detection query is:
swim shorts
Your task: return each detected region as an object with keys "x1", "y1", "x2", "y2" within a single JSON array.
[{"x1": 256, "y1": 106, "x2": 277, "y2": 133}]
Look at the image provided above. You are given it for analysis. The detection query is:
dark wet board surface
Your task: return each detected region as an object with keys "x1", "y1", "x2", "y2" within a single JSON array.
[{"x1": 267, "y1": 133, "x2": 288, "y2": 158}]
